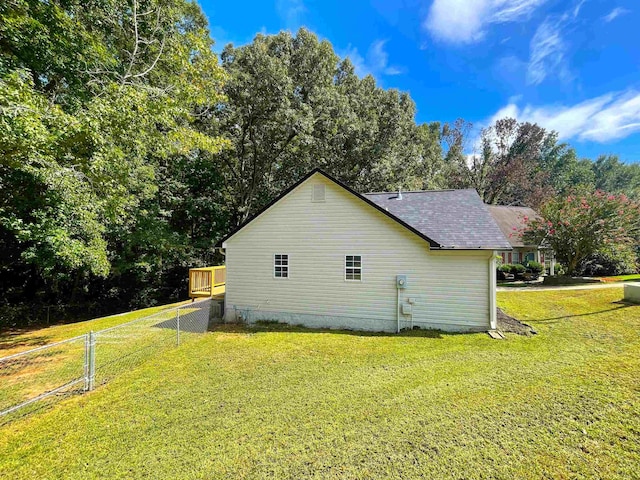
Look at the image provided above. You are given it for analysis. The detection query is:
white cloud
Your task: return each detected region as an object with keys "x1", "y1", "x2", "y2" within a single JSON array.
[
  {"x1": 367, "y1": 40, "x2": 404, "y2": 76},
  {"x1": 489, "y1": 90, "x2": 640, "y2": 143},
  {"x1": 341, "y1": 40, "x2": 405, "y2": 78},
  {"x1": 276, "y1": 0, "x2": 307, "y2": 30},
  {"x1": 527, "y1": 18, "x2": 566, "y2": 85},
  {"x1": 424, "y1": 0, "x2": 547, "y2": 44},
  {"x1": 526, "y1": 4, "x2": 582, "y2": 85},
  {"x1": 603, "y1": 7, "x2": 630, "y2": 23}
]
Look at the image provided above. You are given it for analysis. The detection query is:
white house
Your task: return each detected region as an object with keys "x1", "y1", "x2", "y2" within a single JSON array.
[{"x1": 219, "y1": 169, "x2": 512, "y2": 333}]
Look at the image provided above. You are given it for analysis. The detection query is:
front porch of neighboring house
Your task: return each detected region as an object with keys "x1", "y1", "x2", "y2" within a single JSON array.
[{"x1": 497, "y1": 248, "x2": 557, "y2": 275}]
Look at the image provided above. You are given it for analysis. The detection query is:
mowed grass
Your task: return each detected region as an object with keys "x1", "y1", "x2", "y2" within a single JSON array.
[
  {"x1": 1, "y1": 288, "x2": 639, "y2": 479},
  {"x1": 0, "y1": 300, "x2": 190, "y2": 357},
  {"x1": 0, "y1": 302, "x2": 205, "y2": 417}
]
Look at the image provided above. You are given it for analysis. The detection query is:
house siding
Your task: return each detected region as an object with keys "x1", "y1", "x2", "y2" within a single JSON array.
[{"x1": 223, "y1": 173, "x2": 493, "y2": 332}]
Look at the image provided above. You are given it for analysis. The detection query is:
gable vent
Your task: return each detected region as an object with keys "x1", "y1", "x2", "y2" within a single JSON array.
[{"x1": 312, "y1": 184, "x2": 326, "y2": 202}]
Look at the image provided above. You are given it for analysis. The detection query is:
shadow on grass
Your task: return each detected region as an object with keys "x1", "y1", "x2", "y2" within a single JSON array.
[
  {"x1": 153, "y1": 303, "x2": 210, "y2": 334},
  {"x1": 528, "y1": 302, "x2": 635, "y2": 323},
  {"x1": 0, "y1": 334, "x2": 52, "y2": 352},
  {"x1": 210, "y1": 321, "x2": 449, "y2": 339}
]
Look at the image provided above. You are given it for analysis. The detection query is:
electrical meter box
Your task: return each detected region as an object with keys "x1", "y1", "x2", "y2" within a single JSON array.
[{"x1": 396, "y1": 275, "x2": 407, "y2": 289}]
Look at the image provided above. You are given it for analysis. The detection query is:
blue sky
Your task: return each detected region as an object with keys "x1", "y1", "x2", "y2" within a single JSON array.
[{"x1": 201, "y1": 0, "x2": 640, "y2": 162}]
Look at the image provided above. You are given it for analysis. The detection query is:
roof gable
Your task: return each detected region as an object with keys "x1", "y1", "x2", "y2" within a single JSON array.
[
  {"x1": 218, "y1": 169, "x2": 440, "y2": 248},
  {"x1": 219, "y1": 169, "x2": 512, "y2": 250}
]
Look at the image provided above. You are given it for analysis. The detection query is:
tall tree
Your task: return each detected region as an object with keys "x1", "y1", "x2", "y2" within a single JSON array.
[
  {"x1": 443, "y1": 118, "x2": 567, "y2": 208},
  {"x1": 592, "y1": 155, "x2": 640, "y2": 198},
  {"x1": 216, "y1": 28, "x2": 442, "y2": 226},
  {"x1": 0, "y1": 0, "x2": 227, "y2": 314}
]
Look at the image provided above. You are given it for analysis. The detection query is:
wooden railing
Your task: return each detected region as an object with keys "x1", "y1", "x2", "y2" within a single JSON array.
[{"x1": 188, "y1": 266, "x2": 225, "y2": 299}]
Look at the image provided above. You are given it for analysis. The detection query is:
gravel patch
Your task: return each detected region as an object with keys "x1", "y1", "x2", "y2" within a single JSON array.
[{"x1": 497, "y1": 308, "x2": 537, "y2": 336}]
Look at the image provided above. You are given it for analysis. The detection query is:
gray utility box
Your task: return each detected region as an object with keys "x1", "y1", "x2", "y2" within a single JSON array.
[
  {"x1": 624, "y1": 283, "x2": 640, "y2": 304},
  {"x1": 396, "y1": 275, "x2": 408, "y2": 289}
]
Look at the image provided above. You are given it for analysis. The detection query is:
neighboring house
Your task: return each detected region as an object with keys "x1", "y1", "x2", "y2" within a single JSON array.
[
  {"x1": 219, "y1": 169, "x2": 511, "y2": 333},
  {"x1": 487, "y1": 205, "x2": 555, "y2": 274}
]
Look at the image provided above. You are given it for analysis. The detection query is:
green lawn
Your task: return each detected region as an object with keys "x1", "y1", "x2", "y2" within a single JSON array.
[
  {"x1": 0, "y1": 300, "x2": 190, "y2": 357},
  {"x1": 0, "y1": 301, "x2": 205, "y2": 419},
  {"x1": 600, "y1": 274, "x2": 640, "y2": 283},
  {"x1": 1, "y1": 288, "x2": 639, "y2": 479}
]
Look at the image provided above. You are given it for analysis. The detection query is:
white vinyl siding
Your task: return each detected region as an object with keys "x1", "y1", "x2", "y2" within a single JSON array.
[{"x1": 224, "y1": 173, "x2": 493, "y2": 332}]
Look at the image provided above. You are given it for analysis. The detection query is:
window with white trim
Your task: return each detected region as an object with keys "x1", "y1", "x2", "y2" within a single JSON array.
[
  {"x1": 345, "y1": 255, "x2": 362, "y2": 281},
  {"x1": 274, "y1": 254, "x2": 289, "y2": 278}
]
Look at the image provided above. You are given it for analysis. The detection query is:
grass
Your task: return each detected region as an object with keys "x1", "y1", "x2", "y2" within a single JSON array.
[
  {"x1": 600, "y1": 274, "x2": 640, "y2": 283},
  {"x1": 1, "y1": 288, "x2": 639, "y2": 479},
  {"x1": 0, "y1": 301, "x2": 205, "y2": 419},
  {"x1": 0, "y1": 300, "x2": 190, "y2": 357}
]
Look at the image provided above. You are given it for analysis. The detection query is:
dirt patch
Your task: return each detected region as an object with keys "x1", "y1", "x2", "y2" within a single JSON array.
[{"x1": 497, "y1": 308, "x2": 537, "y2": 336}]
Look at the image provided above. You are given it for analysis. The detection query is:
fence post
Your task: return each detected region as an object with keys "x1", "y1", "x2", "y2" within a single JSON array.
[
  {"x1": 176, "y1": 308, "x2": 180, "y2": 346},
  {"x1": 88, "y1": 331, "x2": 96, "y2": 391},
  {"x1": 84, "y1": 333, "x2": 90, "y2": 391}
]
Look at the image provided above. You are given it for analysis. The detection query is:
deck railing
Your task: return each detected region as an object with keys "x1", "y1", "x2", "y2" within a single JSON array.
[{"x1": 188, "y1": 266, "x2": 225, "y2": 299}]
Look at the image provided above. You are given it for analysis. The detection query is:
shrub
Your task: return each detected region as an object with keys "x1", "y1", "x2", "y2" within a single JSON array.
[
  {"x1": 499, "y1": 264, "x2": 513, "y2": 273},
  {"x1": 578, "y1": 250, "x2": 637, "y2": 277},
  {"x1": 510, "y1": 264, "x2": 526, "y2": 274},
  {"x1": 527, "y1": 261, "x2": 543, "y2": 275}
]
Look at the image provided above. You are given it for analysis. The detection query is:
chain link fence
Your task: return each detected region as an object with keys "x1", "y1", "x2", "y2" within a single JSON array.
[{"x1": 0, "y1": 299, "x2": 213, "y2": 425}]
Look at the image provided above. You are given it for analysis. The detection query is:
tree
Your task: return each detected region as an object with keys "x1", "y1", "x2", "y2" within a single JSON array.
[
  {"x1": 523, "y1": 191, "x2": 640, "y2": 276},
  {"x1": 466, "y1": 118, "x2": 552, "y2": 206},
  {"x1": 592, "y1": 155, "x2": 640, "y2": 198},
  {"x1": 440, "y1": 117, "x2": 602, "y2": 209},
  {"x1": 215, "y1": 28, "x2": 442, "y2": 226},
  {"x1": 0, "y1": 0, "x2": 227, "y2": 316}
]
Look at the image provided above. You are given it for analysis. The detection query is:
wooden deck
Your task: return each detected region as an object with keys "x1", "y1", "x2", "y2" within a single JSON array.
[{"x1": 188, "y1": 266, "x2": 225, "y2": 300}]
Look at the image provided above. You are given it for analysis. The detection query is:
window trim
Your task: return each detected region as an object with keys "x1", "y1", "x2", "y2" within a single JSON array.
[
  {"x1": 274, "y1": 254, "x2": 290, "y2": 279},
  {"x1": 344, "y1": 254, "x2": 363, "y2": 282}
]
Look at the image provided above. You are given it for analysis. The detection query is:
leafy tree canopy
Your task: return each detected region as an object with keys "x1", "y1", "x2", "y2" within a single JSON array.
[{"x1": 523, "y1": 192, "x2": 640, "y2": 275}]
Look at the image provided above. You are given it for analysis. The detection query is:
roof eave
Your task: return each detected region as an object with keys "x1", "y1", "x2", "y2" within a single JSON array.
[{"x1": 431, "y1": 245, "x2": 513, "y2": 251}]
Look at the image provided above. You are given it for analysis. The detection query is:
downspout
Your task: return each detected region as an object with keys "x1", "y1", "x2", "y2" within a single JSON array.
[{"x1": 489, "y1": 253, "x2": 497, "y2": 330}]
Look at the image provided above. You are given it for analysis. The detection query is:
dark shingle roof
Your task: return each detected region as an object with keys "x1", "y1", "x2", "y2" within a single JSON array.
[
  {"x1": 486, "y1": 205, "x2": 540, "y2": 248},
  {"x1": 364, "y1": 189, "x2": 512, "y2": 250}
]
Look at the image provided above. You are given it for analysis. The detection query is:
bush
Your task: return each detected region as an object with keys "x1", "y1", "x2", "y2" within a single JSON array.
[
  {"x1": 578, "y1": 250, "x2": 637, "y2": 277},
  {"x1": 527, "y1": 261, "x2": 543, "y2": 275},
  {"x1": 510, "y1": 264, "x2": 526, "y2": 275},
  {"x1": 499, "y1": 264, "x2": 513, "y2": 273}
]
